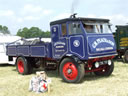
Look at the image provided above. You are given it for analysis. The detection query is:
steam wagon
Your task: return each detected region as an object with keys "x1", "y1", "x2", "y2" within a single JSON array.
[{"x1": 6, "y1": 14, "x2": 117, "y2": 83}]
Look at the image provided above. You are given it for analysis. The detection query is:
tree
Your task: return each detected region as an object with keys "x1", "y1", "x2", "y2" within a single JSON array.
[
  {"x1": 0, "y1": 25, "x2": 2, "y2": 30},
  {"x1": 0, "y1": 25, "x2": 10, "y2": 34},
  {"x1": 43, "y1": 31, "x2": 51, "y2": 38},
  {"x1": 17, "y1": 27, "x2": 29, "y2": 38},
  {"x1": 16, "y1": 27, "x2": 51, "y2": 38}
]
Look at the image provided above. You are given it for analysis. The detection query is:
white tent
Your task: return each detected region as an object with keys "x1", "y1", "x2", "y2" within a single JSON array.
[
  {"x1": 0, "y1": 33, "x2": 21, "y2": 64},
  {"x1": 0, "y1": 33, "x2": 51, "y2": 64},
  {"x1": 26, "y1": 38, "x2": 51, "y2": 42},
  {"x1": 0, "y1": 33, "x2": 20, "y2": 43}
]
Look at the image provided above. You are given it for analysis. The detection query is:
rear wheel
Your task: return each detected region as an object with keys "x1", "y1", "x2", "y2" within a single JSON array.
[
  {"x1": 94, "y1": 60, "x2": 114, "y2": 76},
  {"x1": 59, "y1": 58, "x2": 85, "y2": 83},
  {"x1": 16, "y1": 57, "x2": 33, "y2": 75},
  {"x1": 124, "y1": 50, "x2": 128, "y2": 63}
]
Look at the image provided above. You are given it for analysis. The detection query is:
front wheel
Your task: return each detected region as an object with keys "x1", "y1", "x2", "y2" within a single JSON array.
[
  {"x1": 94, "y1": 60, "x2": 114, "y2": 76},
  {"x1": 59, "y1": 58, "x2": 85, "y2": 83}
]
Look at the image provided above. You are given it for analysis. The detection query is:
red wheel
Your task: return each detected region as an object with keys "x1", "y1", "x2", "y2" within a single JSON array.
[
  {"x1": 16, "y1": 57, "x2": 33, "y2": 75},
  {"x1": 17, "y1": 60, "x2": 24, "y2": 73},
  {"x1": 63, "y1": 62, "x2": 78, "y2": 80},
  {"x1": 59, "y1": 58, "x2": 85, "y2": 83}
]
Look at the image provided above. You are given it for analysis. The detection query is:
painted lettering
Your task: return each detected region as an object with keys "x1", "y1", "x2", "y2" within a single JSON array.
[{"x1": 92, "y1": 38, "x2": 114, "y2": 48}]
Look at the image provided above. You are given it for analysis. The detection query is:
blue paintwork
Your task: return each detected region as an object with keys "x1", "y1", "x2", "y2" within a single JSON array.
[
  {"x1": 69, "y1": 35, "x2": 85, "y2": 58},
  {"x1": 45, "y1": 43, "x2": 52, "y2": 58},
  {"x1": 51, "y1": 25, "x2": 68, "y2": 59},
  {"x1": 17, "y1": 46, "x2": 29, "y2": 56},
  {"x1": 87, "y1": 35, "x2": 116, "y2": 54},
  {"x1": 7, "y1": 46, "x2": 17, "y2": 56},
  {"x1": 7, "y1": 43, "x2": 52, "y2": 58},
  {"x1": 6, "y1": 20, "x2": 117, "y2": 60},
  {"x1": 30, "y1": 46, "x2": 46, "y2": 57}
]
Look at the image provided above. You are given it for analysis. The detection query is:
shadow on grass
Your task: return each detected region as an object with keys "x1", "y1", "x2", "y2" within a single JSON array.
[
  {"x1": 113, "y1": 57, "x2": 128, "y2": 66},
  {"x1": 12, "y1": 66, "x2": 116, "y2": 83},
  {"x1": 12, "y1": 67, "x2": 60, "y2": 77},
  {"x1": 12, "y1": 67, "x2": 60, "y2": 79},
  {"x1": 36, "y1": 69, "x2": 59, "y2": 77},
  {"x1": 0, "y1": 63, "x2": 15, "y2": 67},
  {"x1": 113, "y1": 58, "x2": 124, "y2": 63},
  {"x1": 58, "y1": 73, "x2": 116, "y2": 84},
  {"x1": 32, "y1": 68, "x2": 60, "y2": 78},
  {"x1": 81, "y1": 73, "x2": 116, "y2": 83},
  {"x1": 113, "y1": 58, "x2": 128, "y2": 65},
  {"x1": 12, "y1": 69, "x2": 17, "y2": 71}
]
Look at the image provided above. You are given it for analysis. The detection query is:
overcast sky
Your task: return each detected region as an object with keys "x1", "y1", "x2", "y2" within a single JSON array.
[{"x1": 0, "y1": 0, "x2": 127, "y2": 35}]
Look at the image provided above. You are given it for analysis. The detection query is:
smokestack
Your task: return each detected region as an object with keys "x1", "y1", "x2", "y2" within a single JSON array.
[
  {"x1": 70, "y1": 13, "x2": 77, "y2": 18},
  {"x1": 71, "y1": 0, "x2": 79, "y2": 15}
]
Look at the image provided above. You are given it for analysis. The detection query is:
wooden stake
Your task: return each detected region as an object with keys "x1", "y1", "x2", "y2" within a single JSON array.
[{"x1": 48, "y1": 84, "x2": 50, "y2": 93}]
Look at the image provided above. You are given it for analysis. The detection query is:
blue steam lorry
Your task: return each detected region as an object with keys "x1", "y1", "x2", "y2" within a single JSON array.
[{"x1": 6, "y1": 14, "x2": 117, "y2": 83}]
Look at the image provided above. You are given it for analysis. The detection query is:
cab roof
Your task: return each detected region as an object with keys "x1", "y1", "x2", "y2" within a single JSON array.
[
  {"x1": 50, "y1": 17, "x2": 110, "y2": 25},
  {"x1": 116, "y1": 25, "x2": 128, "y2": 27}
]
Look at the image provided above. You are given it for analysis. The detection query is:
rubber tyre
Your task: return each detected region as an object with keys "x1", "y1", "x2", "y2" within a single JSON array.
[
  {"x1": 16, "y1": 57, "x2": 33, "y2": 75},
  {"x1": 94, "y1": 60, "x2": 114, "y2": 76},
  {"x1": 124, "y1": 50, "x2": 128, "y2": 63},
  {"x1": 59, "y1": 58, "x2": 85, "y2": 83}
]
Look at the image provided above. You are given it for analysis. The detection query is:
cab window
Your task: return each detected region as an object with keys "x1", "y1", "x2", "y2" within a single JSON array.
[
  {"x1": 83, "y1": 25, "x2": 94, "y2": 33},
  {"x1": 61, "y1": 23, "x2": 67, "y2": 36},
  {"x1": 83, "y1": 23, "x2": 112, "y2": 34},
  {"x1": 68, "y1": 22, "x2": 83, "y2": 35}
]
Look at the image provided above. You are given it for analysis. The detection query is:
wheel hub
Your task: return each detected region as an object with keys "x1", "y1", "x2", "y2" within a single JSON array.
[
  {"x1": 18, "y1": 60, "x2": 24, "y2": 73},
  {"x1": 63, "y1": 62, "x2": 78, "y2": 80},
  {"x1": 67, "y1": 69, "x2": 72, "y2": 74}
]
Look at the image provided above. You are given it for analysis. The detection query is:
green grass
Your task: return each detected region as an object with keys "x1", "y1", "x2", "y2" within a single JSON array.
[{"x1": 0, "y1": 60, "x2": 128, "y2": 96}]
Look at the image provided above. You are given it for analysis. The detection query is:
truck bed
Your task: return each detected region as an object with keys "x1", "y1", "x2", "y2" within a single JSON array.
[{"x1": 6, "y1": 39, "x2": 52, "y2": 58}]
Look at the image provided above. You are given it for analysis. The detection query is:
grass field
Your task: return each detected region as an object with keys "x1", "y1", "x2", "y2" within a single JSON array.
[{"x1": 0, "y1": 60, "x2": 128, "y2": 96}]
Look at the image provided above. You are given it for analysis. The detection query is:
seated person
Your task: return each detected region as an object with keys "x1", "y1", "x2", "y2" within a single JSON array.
[{"x1": 84, "y1": 25, "x2": 94, "y2": 33}]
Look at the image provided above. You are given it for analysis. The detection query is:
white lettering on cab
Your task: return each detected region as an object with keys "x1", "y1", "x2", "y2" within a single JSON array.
[{"x1": 92, "y1": 38, "x2": 114, "y2": 48}]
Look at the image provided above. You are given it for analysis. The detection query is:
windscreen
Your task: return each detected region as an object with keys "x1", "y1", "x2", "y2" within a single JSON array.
[
  {"x1": 83, "y1": 23, "x2": 112, "y2": 34},
  {"x1": 68, "y1": 22, "x2": 83, "y2": 35}
]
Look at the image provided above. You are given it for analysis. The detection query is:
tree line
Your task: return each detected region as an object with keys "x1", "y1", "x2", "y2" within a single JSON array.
[
  {"x1": 17, "y1": 27, "x2": 50, "y2": 38},
  {"x1": 0, "y1": 25, "x2": 10, "y2": 34},
  {"x1": 0, "y1": 25, "x2": 51, "y2": 38}
]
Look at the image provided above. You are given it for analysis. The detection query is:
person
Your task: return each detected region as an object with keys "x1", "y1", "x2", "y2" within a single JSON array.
[{"x1": 84, "y1": 24, "x2": 93, "y2": 33}]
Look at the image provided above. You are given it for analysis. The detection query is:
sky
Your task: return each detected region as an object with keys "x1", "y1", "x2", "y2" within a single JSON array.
[{"x1": 0, "y1": 0, "x2": 128, "y2": 35}]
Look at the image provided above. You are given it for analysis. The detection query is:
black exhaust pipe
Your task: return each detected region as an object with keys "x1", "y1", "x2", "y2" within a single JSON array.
[{"x1": 70, "y1": 13, "x2": 77, "y2": 18}]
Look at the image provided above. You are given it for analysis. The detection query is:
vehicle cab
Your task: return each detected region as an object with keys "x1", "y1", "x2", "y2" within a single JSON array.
[
  {"x1": 50, "y1": 15, "x2": 117, "y2": 60},
  {"x1": 50, "y1": 14, "x2": 117, "y2": 83}
]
